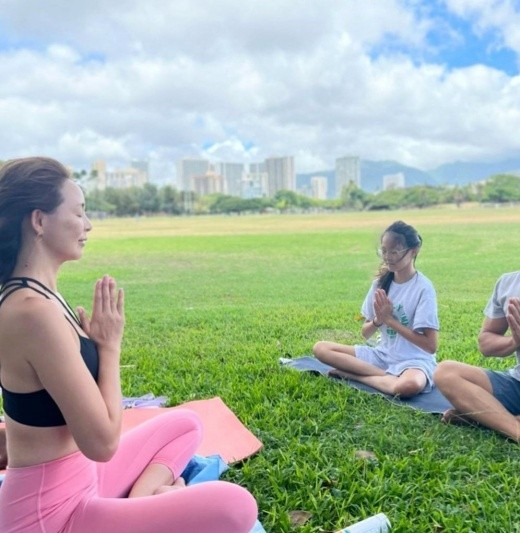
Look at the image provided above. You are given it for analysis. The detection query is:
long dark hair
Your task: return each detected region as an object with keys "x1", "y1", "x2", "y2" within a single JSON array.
[
  {"x1": 0, "y1": 157, "x2": 70, "y2": 284},
  {"x1": 377, "y1": 220, "x2": 422, "y2": 294}
]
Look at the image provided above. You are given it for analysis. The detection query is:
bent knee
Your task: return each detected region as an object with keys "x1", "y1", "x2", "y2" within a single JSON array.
[
  {"x1": 312, "y1": 341, "x2": 328, "y2": 359},
  {"x1": 433, "y1": 360, "x2": 462, "y2": 386},
  {"x1": 210, "y1": 482, "x2": 258, "y2": 531},
  {"x1": 160, "y1": 409, "x2": 204, "y2": 443}
]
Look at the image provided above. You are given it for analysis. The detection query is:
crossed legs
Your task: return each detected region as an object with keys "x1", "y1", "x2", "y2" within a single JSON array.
[
  {"x1": 434, "y1": 360, "x2": 520, "y2": 442},
  {"x1": 72, "y1": 409, "x2": 258, "y2": 532},
  {"x1": 313, "y1": 341, "x2": 427, "y2": 398}
]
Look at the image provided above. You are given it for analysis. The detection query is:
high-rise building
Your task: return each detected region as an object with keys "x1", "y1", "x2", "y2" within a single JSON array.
[
  {"x1": 106, "y1": 167, "x2": 148, "y2": 189},
  {"x1": 241, "y1": 179, "x2": 264, "y2": 199},
  {"x1": 91, "y1": 160, "x2": 107, "y2": 190},
  {"x1": 177, "y1": 158, "x2": 210, "y2": 191},
  {"x1": 264, "y1": 156, "x2": 295, "y2": 197},
  {"x1": 213, "y1": 162, "x2": 245, "y2": 196},
  {"x1": 90, "y1": 160, "x2": 148, "y2": 190},
  {"x1": 310, "y1": 176, "x2": 328, "y2": 200},
  {"x1": 242, "y1": 163, "x2": 268, "y2": 198},
  {"x1": 191, "y1": 172, "x2": 224, "y2": 196},
  {"x1": 249, "y1": 162, "x2": 266, "y2": 174},
  {"x1": 335, "y1": 156, "x2": 360, "y2": 197}
]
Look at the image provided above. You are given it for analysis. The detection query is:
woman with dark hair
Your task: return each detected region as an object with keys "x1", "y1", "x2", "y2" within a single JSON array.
[
  {"x1": 313, "y1": 220, "x2": 439, "y2": 398},
  {"x1": 0, "y1": 157, "x2": 257, "y2": 532}
]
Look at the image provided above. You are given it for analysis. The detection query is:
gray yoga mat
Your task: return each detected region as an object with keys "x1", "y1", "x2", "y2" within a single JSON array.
[{"x1": 280, "y1": 356, "x2": 453, "y2": 414}]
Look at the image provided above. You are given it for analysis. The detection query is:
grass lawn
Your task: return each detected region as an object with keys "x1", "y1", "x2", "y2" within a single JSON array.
[{"x1": 56, "y1": 206, "x2": 520, "y2": 532}]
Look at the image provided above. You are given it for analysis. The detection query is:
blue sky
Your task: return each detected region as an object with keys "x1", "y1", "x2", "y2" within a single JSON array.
[
  {"x1": 1, "y1": 0, "x2": 520, "y2": 181},
  {"x1": 369, "y1": 1, "x2": 519, "y2": 75}
]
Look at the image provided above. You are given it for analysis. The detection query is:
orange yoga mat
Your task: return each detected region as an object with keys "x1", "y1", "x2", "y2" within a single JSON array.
[
  {"x1": 0, "y1": 396, "x2": 262, "y2": 473},
  {"x1": 121, "y1": 396, "x2": 263, "y2": 464}
]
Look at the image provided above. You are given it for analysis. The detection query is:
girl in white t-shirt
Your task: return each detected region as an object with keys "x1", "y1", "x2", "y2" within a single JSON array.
[{"x1": 313, "y1": 220, "x2": 439, "y2": 398}]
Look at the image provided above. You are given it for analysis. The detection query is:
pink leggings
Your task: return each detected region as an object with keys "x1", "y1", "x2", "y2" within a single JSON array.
[{"x1": 0, "y1": 409, "x2": 258, "y2": 533}]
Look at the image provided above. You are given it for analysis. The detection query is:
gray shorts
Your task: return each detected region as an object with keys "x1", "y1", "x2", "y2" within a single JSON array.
[
  {"x1": 354, "y1": 345, "x2": 436, "y2": 393},
  {"x1": 485, "y1": 370, "x2": 520, "y2": 415}
]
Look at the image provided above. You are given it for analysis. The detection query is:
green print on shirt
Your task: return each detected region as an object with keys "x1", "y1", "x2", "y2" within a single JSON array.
[{"x1": 386, "y1": 304, "x2": 409, "y2": 338}]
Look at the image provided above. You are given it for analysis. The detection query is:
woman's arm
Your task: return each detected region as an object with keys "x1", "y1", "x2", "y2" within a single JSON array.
[
  {"x1": 22, "y1": 277, "x2": 124, "y2": 462},
  {"x1": 76, "y1": 276, "x2": 125, "y2": 457}
]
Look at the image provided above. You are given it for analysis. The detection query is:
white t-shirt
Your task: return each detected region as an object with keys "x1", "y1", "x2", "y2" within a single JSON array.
[
  {"x1": 361, "y1": 271, "x2": 439, "y2": 364},
  {"x1": 483, "y1": 271, "x2": 520, "y2": 380}
]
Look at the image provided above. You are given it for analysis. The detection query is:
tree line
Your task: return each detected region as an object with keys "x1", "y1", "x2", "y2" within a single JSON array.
[
  {"x1": 0, "y1": 161, "x2": 518, "y2": 216},
  {"x1": 81, "y1": 174, "x2": 520, "y2": 216}
]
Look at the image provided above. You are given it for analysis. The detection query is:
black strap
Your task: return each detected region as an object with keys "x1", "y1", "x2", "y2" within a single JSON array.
[{"x1": 0, "y1": 276, "x2": 81, "y2": 328}]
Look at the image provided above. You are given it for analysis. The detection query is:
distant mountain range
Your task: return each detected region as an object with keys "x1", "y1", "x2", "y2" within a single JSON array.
[{"x1": 296, "y1": 156, "x2": 520, "y2": 197}]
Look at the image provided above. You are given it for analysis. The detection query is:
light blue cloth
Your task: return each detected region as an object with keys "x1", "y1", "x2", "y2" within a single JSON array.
[
  {"x1": 250, "y1": 520, "x2": 267, "y2": 533},
  {"x1": 182, "y1": 454, "x2": 266, "y2": 533},
  {"x1": 182, "y1": 454, "x2": 229, "y2": 485}
]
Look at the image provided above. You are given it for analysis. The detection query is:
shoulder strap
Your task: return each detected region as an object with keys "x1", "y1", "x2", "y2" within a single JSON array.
[{"x1": 0, "y1": 277, "x2": 81, "y2": 328}]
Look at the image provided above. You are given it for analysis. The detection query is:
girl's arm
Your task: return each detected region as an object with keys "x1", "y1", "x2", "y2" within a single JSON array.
[
  {"x1": 374, "y1": 288, "x2": 438, "y2": 353},
  {"x1": 361, "y1": 318, "x2": 382, "y2": 339},
  {"x1": 361, "y1": 282, "x2": 380, "y2": 340},
  {"x1": 382, "y1": 317, "x2": 438, "y2": 353}
]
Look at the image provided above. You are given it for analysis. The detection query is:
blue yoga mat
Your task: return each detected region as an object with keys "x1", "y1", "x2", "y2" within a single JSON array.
[{"x1": 281, "y1": 356, "x2": 452, "y2": 414}]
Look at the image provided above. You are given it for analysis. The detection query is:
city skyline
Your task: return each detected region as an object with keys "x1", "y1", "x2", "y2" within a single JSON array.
[
  {"x1": 85, "y1": 148, "x2": 520, "y2": 200},
  {"x1": 2, "y1": 2, "x2": 520, "y2": 181}
]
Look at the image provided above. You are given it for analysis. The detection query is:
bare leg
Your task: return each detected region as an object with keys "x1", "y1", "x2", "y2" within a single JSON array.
[
  {"x1": 154, "y1": 477, "x2": 186, "y2": 495},
  {"x1": 313, "y1": 341, "x2": 386, "y2": 377},
  {"x1": 314, "y1": 342, "x2": 427, "y2": 397},
  {"x1": 128, "y1": 463, "x2": 185, "y2": 498},
  {"x1": 352, "y1": 368, "x2": 427, "y2": 398},
  {"x1": 434, "y1": 360, "x2": 520, "y2": 442}
]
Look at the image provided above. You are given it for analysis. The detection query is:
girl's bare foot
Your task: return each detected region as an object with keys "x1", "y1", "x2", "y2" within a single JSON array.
[
  {"x1": 329, "y1": 369, "x2": 358, "y2": 380},
  {"x1": 153, "y1": 476, "x2": 186, "y2": 495}
]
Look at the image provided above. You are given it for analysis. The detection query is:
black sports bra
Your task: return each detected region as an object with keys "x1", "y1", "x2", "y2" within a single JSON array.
[{"x1": 0, "y1": 277, "x2": 99, "y2": 427}]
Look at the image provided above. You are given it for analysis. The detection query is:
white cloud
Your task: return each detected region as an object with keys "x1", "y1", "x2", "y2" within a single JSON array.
[
  {"x1": 57, "y1": 130, "x2": 130, "y2": 164},
  {"x1": 444, "y1": 0, "x2": 520, "y2": 54},
  {"x1": 202, "y1": 137, "x2": 258, "y2": 162},
  {"x1": 1, "y1": 0, "x2": 520, "y2": 178}
]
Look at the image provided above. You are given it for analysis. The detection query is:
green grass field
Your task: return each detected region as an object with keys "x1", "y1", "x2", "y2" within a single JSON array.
[{"x1": 58, "y1": 206, "x2": 520, "y2": 532}]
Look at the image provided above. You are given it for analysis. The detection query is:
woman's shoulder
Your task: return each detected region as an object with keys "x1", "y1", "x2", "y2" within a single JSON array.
[{"x1": 0, "y1": 293, "x2": 67, "y2": 341}]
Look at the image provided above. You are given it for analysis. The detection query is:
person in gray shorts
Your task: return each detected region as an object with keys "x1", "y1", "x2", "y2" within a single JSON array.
[
  {"x1": 314, "y1": 220, "x2": 439, "y2": 399},
  {"x1": 434, "y1": 271, "x2": 520, "y2": 441}
]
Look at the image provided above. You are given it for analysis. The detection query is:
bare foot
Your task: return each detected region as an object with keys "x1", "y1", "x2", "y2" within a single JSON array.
[
  {"x1": 153, "y1": 477, "x2": 186, "y2": 495},
  {"x1": 329, "y1": 369, "x2": 357, "y2": 380},
  {"x1": 441, "y1": 408, "x2": 479, "y2": 427}
]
